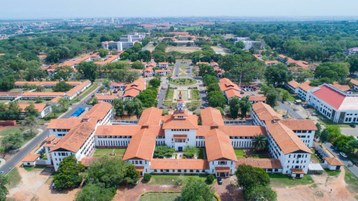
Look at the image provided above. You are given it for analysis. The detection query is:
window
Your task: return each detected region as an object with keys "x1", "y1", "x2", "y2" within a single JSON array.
[{"x1": 219, "y1": 161, "x2": 227, "y2": 165}]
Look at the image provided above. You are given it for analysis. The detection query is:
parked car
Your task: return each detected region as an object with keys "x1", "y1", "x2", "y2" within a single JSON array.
[
  {"x1": 340, "y1": 152, "x2": 348, "y2": 158},
  {"x1": 217, "y1": 177, "x2": 223, "y2": 185},
  {"x1": 349, "y1": 124, "x2": 356, "y2": 128}
]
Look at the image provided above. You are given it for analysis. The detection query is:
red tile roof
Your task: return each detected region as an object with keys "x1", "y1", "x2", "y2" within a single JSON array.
[
  {"x1": 312, "y1": 85, "x2": 345, "y2": 110},
  {"x1": 47, "y1": 117, "x2": 82, "y2": 129},
  {"x1": 287, "y1": 80, "x2": 300, "y2": 89},
  {"x1": 83, "y1": 102, "x2": 112, "y2": 121},
  {"x1": 96, "y1": 125, "x2": 141, "y2": 136},
  {"x1": 18, "y1": 103, "x2": 47, "y2": 113},
  {"x1": 236, "y1": 158, "x2": 282, "y2": 169},
  {"x1": 200, "y1": 107, "x2": 224, "y2": 126},
  {"x1": 324, "y1": 157, "x2": 343, "y2": 166},
  {"x1": 150, "y1": 159, "x2": 209, "y2": 170},
  {"x1": 280, "y1": 119, "x2": 317, "y2": 131},
  {"x1": 205, "y1": 129, "x2": 237, "y2": 162},
  {"x1": 22, "y1": 153, "x2": 40, "y2": 162}
]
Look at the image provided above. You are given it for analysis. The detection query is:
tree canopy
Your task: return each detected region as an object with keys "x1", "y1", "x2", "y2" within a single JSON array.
[
  {"x1": 53, "y1": 156, "x2": 85, "y2": 189},
  {"x1": 180, "y1": 178, "x2": 214, "y2": 201}
]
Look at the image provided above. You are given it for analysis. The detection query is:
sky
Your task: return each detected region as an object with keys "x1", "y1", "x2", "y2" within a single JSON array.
[{"x1": 1, "y1": 0, "x2": 358, "y2": 19}]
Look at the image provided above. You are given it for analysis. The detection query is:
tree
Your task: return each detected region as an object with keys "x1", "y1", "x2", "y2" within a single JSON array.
[
  {"x1": 236, "y1": 165, "x2": 270, "y2": 190},
  {"x1": 53, "y1": 156, "x2": 85, "y2": 189},
  {"x1": 24, "y1": 103, "x2": 39, "y2": 117},
  {"x1": 77, "y1": 62, "x2": 98, "y2": 82},
  {"x1": 137, "y1": 88, "x2": 158, "y2": 108},
  {"x1": 181, "y1": 178, "x2": 214, "y2": 201},
  {"x1": 266, "y1": 90, "x2": 279, "y2": 107},
  {"x1": 98, "y1": 49, "x2": 109, "y2": 58},
  {"x1": 0, "y1": 174, "x2": 8, "y2": 201},
  {"x1": 21, "y1": 115, "x2": 37, "y2": 136},
  {"x1": 149, "y1": 78, "x2": 161, "y2": 88},
  {"x1": 348, "y1": 55, "x2": 358, "y2": 74},
  {"x1": 1, "y1": 132, "x2": 23, "y2": 153},
  {"x1": 54, "y1": 66, "x2": 73, "y2": 81},
  {"x1": 245, "y1": 185, "x2": 277, "y2": 201},
  {"x1": 113, "y1": 99, "x2": 125, "y2": 117},
  {"x1": 207, "y1": 91, "x2": 226, "y2": 108},
  {"x1": 239, "y1": 96, "x2": 252, "y2": 118},
  {"x1": 183, "y1": 146, "x2": 199, "y2": 158},
  {"x1": 229, "y1": 97, "x2": 240, "y2": 119},
  {"x1": 124, "y1": 98, "x2": 143, "y2": 117},
  {"x1": 0, "y1": 76, "x2": 15, "y2": 91},
  {"x1": 314, "y1": 62, "x2": 349, "y2": 83},
  {"x1": 253, "y1": 134, "x2": 267, "y2": 151},
  {"x1": 143, "y1": 174, "x2": 151, "y2": 183},
  {"x1": 203, "y1": 75, "x2": 218, "y2": 86},
  {"x1": 58, "y1": 97, "x2": 70, "y2": 111},
  {"x1": 131, "y1": 61, "x2": 144, "y2": 69},
  {"x1": 205, "y1": 174, "x2": 215, "y2": 185},
  {"x1": 75, "y1": 183, "x2": 115, "y2": 201},
  {"x1": 86, "y1": 157, "x2": 138, "y2": 188},
  {"x1": 154, "y1": 146, "x2": 175, "y2": 158},
  {"x1": 264, "y1": 63, "x2": 291, "y2": 87},
  {"x1": 52, "y1": 81, "x2": 72, "y2": 92}
]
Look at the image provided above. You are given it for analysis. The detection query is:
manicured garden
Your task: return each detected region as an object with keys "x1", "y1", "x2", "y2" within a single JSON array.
[
  {"x1": 93, "y1": 148, "x2": 126, "y2": 159},
  {"x1": 234, "y1": 149, "x2": 245, "y2": 158},
  {"x1": 169, "y1": 78, "x2": 196, "y2": 86},
  {"x1": 190, "y1": 89, "x2": 200, "y2": 100},
  {"x1": 149, "y1": 174, "x2": 207, "y2": 185}
]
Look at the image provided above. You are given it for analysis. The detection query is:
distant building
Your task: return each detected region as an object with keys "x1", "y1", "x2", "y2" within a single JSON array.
[
  {"x1": 235, "y1": 37, "x2": 264, "y2": 50},
  {"x1": 102, "y1": 33, "x2": 146, "y2": 51},
  {"x1": 347, "y1": 47, "x2": 358, "y2": 55}
]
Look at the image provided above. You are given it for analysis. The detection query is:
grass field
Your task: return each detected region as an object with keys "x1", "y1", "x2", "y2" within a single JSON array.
[
  {"x1": 150, "y1": 174, "x2": 207, "y2": 185},
  {"x1": 269, "y1": 174, "x2": 313, "y2": 187},
  {"x1": 140, "y1": 192, "x2": 180, "y2": 201},
  {"x1": 344, "y1": 167, "x2": 358, "y2": 193},
  {"x1": 325, "y1": 170, "x2": 340, "y2": 177},
  {"x1": 93, "y1": 148, "x2": 126, "y2": 159},
  {"x1": 165, "y1": 88, "x2": 175, "y2": 101},
  {"x1": 0, "y1": 127, "x2": 21, "y2": 136},
  {"x1": 166, "y1": 46, "x2": 201, "y2": 53},
  {"x1": 234, "y1": 149, "x2": 245, "y2": 158},
  {"x1": 6, "y1": 168, "x2": 21, "y2": 188},
  {"x1": 191, "y1": 89, "x2": 200, "y2": 100},
  {"x1": 170, "y1": 78, "x2": 196, "y2": 86}
]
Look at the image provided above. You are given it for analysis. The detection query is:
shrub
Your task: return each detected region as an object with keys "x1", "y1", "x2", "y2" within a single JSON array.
[
  {"x1": 206, "y1": 174, "x2": 215, "y2": 184},
  {"x1": 143, "y1": 173, "x2": 152, "y2": 183}
]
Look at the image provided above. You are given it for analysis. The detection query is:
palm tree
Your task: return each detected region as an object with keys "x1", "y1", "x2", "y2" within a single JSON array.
[{"x1": 253, "y1": 134, "x2": 267, "y2": 151}]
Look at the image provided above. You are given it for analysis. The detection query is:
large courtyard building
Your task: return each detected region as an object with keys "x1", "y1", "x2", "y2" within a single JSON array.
[
  {"x1": 307, "y1": 84, "x2": 358, "y2": 124},
  {"x1": 40, "y1": 96, "x2": 316, "y2": 177},
  {"x1": 102, "y1": 33, "x2": 146, "y2": 51}
]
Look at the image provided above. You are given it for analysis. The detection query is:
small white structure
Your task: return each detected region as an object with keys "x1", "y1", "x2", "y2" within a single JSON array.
[{"x1": 323, "y1": 157, "x2": 344, "y2": 171}]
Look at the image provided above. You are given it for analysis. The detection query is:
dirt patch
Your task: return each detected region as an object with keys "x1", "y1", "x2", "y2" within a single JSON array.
[
  {"x1": 212, "y1": 176, "x2": 243, "y2": 201},
  {"x1": 166, "y1": 46, "x2": 201, "y2": 53},
  {"x1": 7, "y1": 165, "x2": 79, "y2": 201},
  {"x1": 274, "y1": 169, "x2": 357, "y2": 201}
]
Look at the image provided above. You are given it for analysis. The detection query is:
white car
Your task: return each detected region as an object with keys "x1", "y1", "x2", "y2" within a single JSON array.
[{"x1": 340, "y1": 152, "x2": 348, "y2": 158}]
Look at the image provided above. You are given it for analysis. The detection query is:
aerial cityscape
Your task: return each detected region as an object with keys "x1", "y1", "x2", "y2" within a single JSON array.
[{"x1": 0, "y1": 1, "x2": 358, "y2": 201}]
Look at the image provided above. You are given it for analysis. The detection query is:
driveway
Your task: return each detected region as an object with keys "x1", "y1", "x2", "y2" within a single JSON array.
[
  {"x1": 341, "y1": 127, "x2": 358, "y2": 137},
  {"x1": 212, "y1": 176, "x2": 243, "y2": 201},
  {"x1": 275, "y1": 102, "x2": 304, "y2": 119}
]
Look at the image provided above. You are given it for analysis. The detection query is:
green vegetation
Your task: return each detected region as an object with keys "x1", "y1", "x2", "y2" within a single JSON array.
[
  {"x1": 72, "y1": 83, "x2": 98, "y2": 103},
  {"x1": 236, "y1": 165, "x2": 276, "y2": 201},
  {"x1": 149, "y1": 175, "x2": 206, "y2": 185},
  {"x1": 0, "y1": 127, "x2": 21, "y2": 136},
  {"x1": 190, "y1": 89, "x2": 200, "y2": 100},
  {"x1": 140, "y1": 192, "x2": 181, "y2": 201},
  {"x1": 344, "y1": 167, "x2": 358, "y2": 194},
  {"x1": 319, "y1": 125, "x2": 358, "y2": 156},
  {"x1": 234, "y1": 149, "x2": 245, "y2": 158},
  {"x1": 205, "y1": 174, "x2": 215, "y2": 185},
  {"x1": 76, "y1": 183, "x2": 115, "y2": 201},
  {"x1": 53, "y1": 156, "x2": 85, "y2": 189},
  {"x1": 183, "y1": 146, "x2": 199, "y2": 159},
  {"x1": 143, "y1": 173, "x2": 152, "y2": 183},
  {"x1": 181, "y1": 178, "x2": 215, "y2": 201},
  {"x1": 6, "y1": 168, "x2": 21, "y2": 189},
  {"x1": 325, "y1": 170, "x2": 341, "y2": 177},
  {"x1": 137, "y1": 87, "x2": 158, "y2": 108},
  {"x1": 113, "y1": 98, "x2": 143, "y2": 117},
  {"x1": 169, "y1": 78, "x2": 196, "y2": 86},
  {"x1": 269, "y1": 174, "x2": 313, "y2": 187},
  {"x1": 165, "y1": 88, "x2": 174, "y2": 101},
  {"x1": 153, "y1": 146, "x2": 175, "y2": 158},
  {"x1": 0, "y1": 174, "x2": 8, "y2": 201},
  {"x1": 93, "y1": 148, "x2": 126, "y2": 159},
  {"x1": 53, "y1": 81, "x2": 72, "y2": 92}
]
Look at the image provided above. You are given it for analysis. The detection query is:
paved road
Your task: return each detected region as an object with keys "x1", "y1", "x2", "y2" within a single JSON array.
[
  {"x1": 276, "y1": 101, "x2": 304, "y2": 119},
  {"x1": 0, "y1": 84, "x2": 100, "y2": 174},
  {"x1": 323, "y1": 142, "x2": 358, "y2": 178},
  {"x1": 157, "y1": 77, "x2": 169, "y2": 109}
]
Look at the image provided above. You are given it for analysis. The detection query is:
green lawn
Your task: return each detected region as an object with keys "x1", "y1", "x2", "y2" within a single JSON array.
[
  {"x1": 169, "y1": 78, "x2": 196, "y2": 86},
  {"x1": 325, "y1": 170, "x2": 341, "y2": 177},
  {"x1": 344, "y1": 167, "x2": 358, "y2": 194},
  {"x1": 165, "y1": 88, "x2": 174, "y2": 101},
  {"x1": 0, "y1": 127, "x2": 21, "y2": 136},
  {"x1": 6, "y1": 168, "x2": 21, "y2": 188},
  {"x1": 269, "y1": 174, "x2": 313, "y2": 187},
  {"x1": 191, "y1": 89, "x2": 200, "y2": 101},
  {"x1": 234, "y1": 149, "x2": 245, "y2": 158},
  {"x1": 93, "y1": 148, "x2": 126, "y2": 159},
  {"x1": 150, "y1": 174, "x2": 207, "y2": 185},
  {"x1": 140, "y1": 192, "x2": 181, "y2": 201}
]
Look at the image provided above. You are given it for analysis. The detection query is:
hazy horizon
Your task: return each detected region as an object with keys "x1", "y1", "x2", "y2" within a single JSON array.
[{"x1": 2, "y1": 0, "x2": 358, "y2": 20}]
